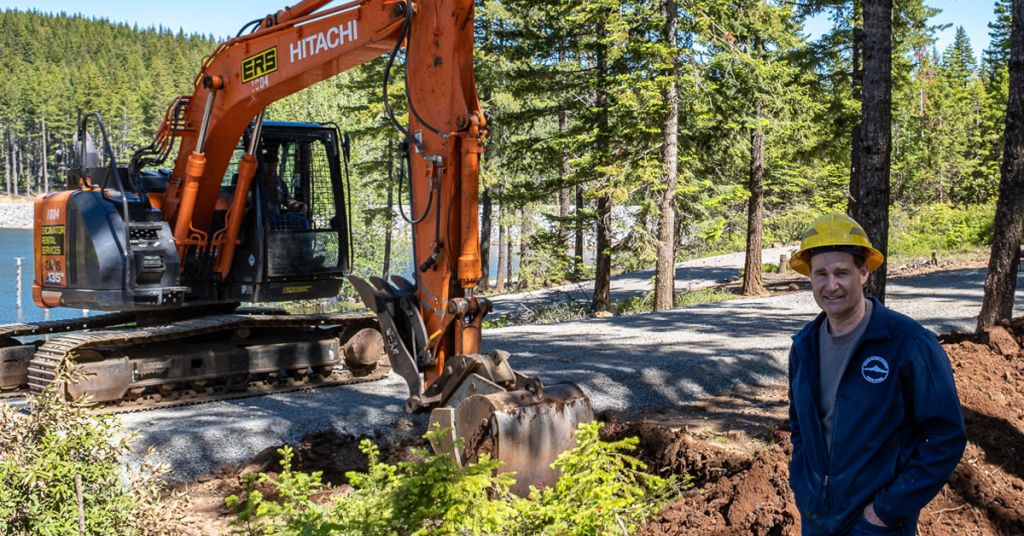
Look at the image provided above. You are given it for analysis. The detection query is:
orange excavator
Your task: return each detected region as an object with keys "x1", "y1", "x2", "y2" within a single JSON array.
[{"x1": 0, "y1": 0, "x2": 591, "y2": 490}]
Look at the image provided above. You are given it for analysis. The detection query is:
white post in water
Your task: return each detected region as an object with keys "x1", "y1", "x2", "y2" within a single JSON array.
[{"x1": 15, "y1": 257, "x2": 23, "y2": 309}]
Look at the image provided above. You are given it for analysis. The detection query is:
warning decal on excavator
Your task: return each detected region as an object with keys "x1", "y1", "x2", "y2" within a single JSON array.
[{"x1": 242, "y1": 47, "x2": 278, "y2": 84}]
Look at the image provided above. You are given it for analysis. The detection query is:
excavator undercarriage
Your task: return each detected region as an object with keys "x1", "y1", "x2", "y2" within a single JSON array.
[{"x1": 0, "y1": 306, "x2": 389, "y2": 411}]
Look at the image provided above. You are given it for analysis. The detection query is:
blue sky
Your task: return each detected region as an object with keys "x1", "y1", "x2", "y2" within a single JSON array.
[{"x1": 0, "y1": 0, "x2": 1001, "y2": 58}]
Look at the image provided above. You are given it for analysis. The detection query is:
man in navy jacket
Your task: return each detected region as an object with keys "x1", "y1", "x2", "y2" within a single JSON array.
[{"x1": 787, "y1": 213, "x2": 966, "y2": 535}]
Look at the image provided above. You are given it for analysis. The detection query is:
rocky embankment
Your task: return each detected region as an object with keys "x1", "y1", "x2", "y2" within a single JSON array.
[{"x1": 0, "y1": 198, "x2": 34, "y2": 229}]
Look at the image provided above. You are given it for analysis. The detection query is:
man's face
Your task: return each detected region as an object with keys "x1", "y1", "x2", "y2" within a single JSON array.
[{"x1": 809, "y1": 251, "x2": 869, "y2": 320}]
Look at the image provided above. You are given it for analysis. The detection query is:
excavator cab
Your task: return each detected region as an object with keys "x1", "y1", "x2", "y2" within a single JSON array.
[
  {"x1": 222, "y1": 122, "x2": 353, "y2": 304},
  {"x1": 31, "y1": 116, "x2": 353, "y2": 311}
]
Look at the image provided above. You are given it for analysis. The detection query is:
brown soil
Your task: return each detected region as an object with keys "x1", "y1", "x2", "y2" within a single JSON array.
[{"x1": 179, "y1": 312, "x2": 1024, "y2": 535}]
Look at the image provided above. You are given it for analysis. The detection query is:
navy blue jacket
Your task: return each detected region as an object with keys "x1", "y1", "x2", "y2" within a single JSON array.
[{"x1": 788, "y1": 297, "x2": 966, "y2": 534}]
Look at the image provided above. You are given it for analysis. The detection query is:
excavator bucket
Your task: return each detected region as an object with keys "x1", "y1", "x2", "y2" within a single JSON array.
[{"x1": 430, "y1": 381, "x2": 593, "y2": 496}]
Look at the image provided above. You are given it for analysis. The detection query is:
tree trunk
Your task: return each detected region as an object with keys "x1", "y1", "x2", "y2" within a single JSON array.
[
  {"x1": 978, "y1": 0, "x2": 1024, "y2": 331},
  {"x1": 558, "y1": 48, "x2": 572, "y2": 248},
  {"x1": 505, "y1": 225, "x2": 514, "y2": 290},
  {"x1": 558, "y1": 113, "x2": 571, "y2": 246},
  {"x1": 12, "y1": 133, "x2": 19, "y2": 196},
  {"x1": 518, "y1": 207, "x2": 533, "y2": 289},
  {"x1": 742, "y1": 100, "x2": 767, "y2": 296},
  {"x1": 592, "y1": 42, "x2": 612, "y2": 313},
  {"x1": 574, "y1": 184, "x2": 584, "y2": 279},
  {"x1": 849, "y1": 5, "x2": 864, "y2": 219},
  {"x1": 653, "y1": 0, "x2": 679, "y2": 312},
  {"x1": 382, "y1": 138, "x2": 394, "y2": 279},
  {"x1": 858, "y1": 0, "x2": 893, "y2": 301},
  {"x1": 496, "y1": 219, "x2": 507, "y2": 293},
  {"x1": 593, "y1": 195, "x2": 612, "y2": 311},
  {"x1": 480, "y1": 186, "x2": 492, "y2": 291},
  {"x1": 3, "y1": 124, "x2": 10, "y2": 195}
]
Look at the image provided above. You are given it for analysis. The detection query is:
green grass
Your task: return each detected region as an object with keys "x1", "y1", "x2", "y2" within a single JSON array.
[{"x1": 484, "y1": 287, "x2": 739, "y2": 329}]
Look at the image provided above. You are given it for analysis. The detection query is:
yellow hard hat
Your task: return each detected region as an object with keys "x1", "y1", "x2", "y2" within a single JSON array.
[{"x1": 789, "y1": 213, "x2": 884, "y2": 276}]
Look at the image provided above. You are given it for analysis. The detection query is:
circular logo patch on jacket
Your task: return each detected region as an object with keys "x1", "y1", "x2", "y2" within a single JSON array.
[{"x1": 861, "y1": 356, "x2": 890, "y2": 384}]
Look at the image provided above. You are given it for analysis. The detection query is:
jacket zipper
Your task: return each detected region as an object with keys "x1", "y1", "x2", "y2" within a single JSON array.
[{"x1": 826, "y1": 397, "x2": 839, "y2": 518}]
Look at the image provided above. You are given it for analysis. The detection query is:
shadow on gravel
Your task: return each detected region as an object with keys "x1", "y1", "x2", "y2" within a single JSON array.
[
  {"x1": 491, "y1": 305, "x2": 806, "y2": 410},
  {"x1": 134, "y1": 387, "x2": 414, "y2": 480}
]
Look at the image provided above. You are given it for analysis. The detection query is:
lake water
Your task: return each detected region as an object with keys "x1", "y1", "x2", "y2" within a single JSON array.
[
  {"x1": 0, "y1": 227, "x2": 526, "y2": 325},
  {"x1": 0, "y1": 228, "x2": 83, "y2": 325}
]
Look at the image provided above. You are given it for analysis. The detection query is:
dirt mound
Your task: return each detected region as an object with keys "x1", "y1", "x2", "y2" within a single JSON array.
[
  {"x1": 601, "y1": 421, "x2": 799, "y2": 534},
  {"x1": 626, "y1": 320, "x2": 1024, "y2": 535},
  {"x1": 926, "y1": 323, "x2": 1024, "y2": 535}
]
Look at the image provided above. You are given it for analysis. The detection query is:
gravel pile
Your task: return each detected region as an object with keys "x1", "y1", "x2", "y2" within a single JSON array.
[
  {"x1": 0, "y1": 202, "x2": 33, "y2": 229},
  {"x1": 113, "y1": 262, "x2": 1016, "y2": 483}
]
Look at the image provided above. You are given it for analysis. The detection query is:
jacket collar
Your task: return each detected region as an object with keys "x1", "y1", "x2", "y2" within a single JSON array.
[
  {"x1": 860, "y1": 296, "x2": 891, "y2": 342},
  {"x1": 794, "y1": 296, "x2": 891, "y2": 346}
]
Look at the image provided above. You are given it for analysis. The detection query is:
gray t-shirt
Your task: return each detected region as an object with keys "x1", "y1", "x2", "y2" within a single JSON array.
[{"x1": 818, "y1": 299, "x2": 873, "y2": 454}]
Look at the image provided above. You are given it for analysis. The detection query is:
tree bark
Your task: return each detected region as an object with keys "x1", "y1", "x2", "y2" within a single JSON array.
[
  {"x1": 592, "y1": 42, "x2": 612, "y2": 313},
  {"x1": 742, "y1": 100, "x2": 767, "y2": 296},
  {"x1": 593, "y1": 195, "x2": 612, "y2": 311},
  {"x1": 496, "y1": 218, "x2": 507, "y2": 293},
  {"x1": 654, "y1": 0, "x2": 680, "y2": 312},
  {"x1": 12, "y1": 133, "x2": 19, "y2": 197},
  {"x1": 518, "y1": 206, "x2": 532, "y2": 289},
  {"x1": 558, "y1": 48, "x2": 572, "y2": 248},
  {"x1": 505, "y1": 225, "x2": 514, "y2": 290},
  {"x1": 574, "y1": 184, "x2": 584, "y2": 279},
  {"x1": 978, "y1": 0, "x2": 1024, "y2": 330},
  {"x1": 858, "y1": 0, "x2": 893, "y2": 302},
  {"x1": 848, "y1": 7, "x2": 865, "y2": 219},
  {"x1": 480, "y1": 186, "x2": 492, "y2": 290},
  {"x1": 3, "y1": 124, "x2": 10, "y2": 195}
]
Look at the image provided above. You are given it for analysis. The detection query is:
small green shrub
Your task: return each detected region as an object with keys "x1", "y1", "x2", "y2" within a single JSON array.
[
  {"x1": 675, "y1": 287, "x2": 737, "y2": 308},
  {"x1": 228, "y1": 422, "x2": 686, "y2": 535},
  {"x1": 227, "y1": 445, "x2": 339, "y2": 535},
  {"x1": 229, "y1": 427, "x2": 519, "y2": 536},
  {"x1": 518, "y1": 422, "x2": 686, "y2": 535},
  {"x1": 0, "y1": 369, "x2": 187, "y2": 535},
  {"x1": 483, "y1": 301, "x2": 591, "y2": 329},
  {"x1": 485, "y1": 287, "x2": 738, "y2": 328},
  {"x1": 889, "y1": 203, "x2": 994, "y2": 257}
]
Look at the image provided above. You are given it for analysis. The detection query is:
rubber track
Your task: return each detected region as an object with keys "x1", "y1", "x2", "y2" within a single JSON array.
[
  {"x1": 94, "y1": 363, "x2": 392, "y2": 415},
  {"x1": 0, "y1": 311, "x2": 137, "y2": 342},
  {"x1": 24, "y1": 311, "x2": 378, "y2": 394}
]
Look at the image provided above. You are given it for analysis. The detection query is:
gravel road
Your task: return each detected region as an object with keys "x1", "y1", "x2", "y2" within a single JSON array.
[
  {"x1": 106, "y1": 257, "x2": 1019, "y2": 481},
  {"x1": 487, "y1": 247, "x2": 797, "y2": 318},
  {"x1": 0, "y1": 202, "x2": 33, "y2": 229}
]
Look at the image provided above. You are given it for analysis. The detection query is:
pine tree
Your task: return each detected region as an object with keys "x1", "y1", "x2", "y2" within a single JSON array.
[{"x1": 979, "y1": 0, "x2": 1024, "y2": 330}]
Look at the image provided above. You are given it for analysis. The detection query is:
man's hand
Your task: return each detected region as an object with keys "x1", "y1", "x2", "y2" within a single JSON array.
[{"x1": 863, "y1": 503, "x2": 888, "y2": 528}]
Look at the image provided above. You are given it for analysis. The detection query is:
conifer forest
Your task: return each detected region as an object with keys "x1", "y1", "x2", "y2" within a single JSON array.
[{"x1": 0, "y1": 1, "x2": 1017, "y2": 305}]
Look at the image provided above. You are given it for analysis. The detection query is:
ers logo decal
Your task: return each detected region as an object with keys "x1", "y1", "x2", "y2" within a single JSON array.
[{"x1": 242, "y1": 47, "x2": 278, "y2": 83}]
